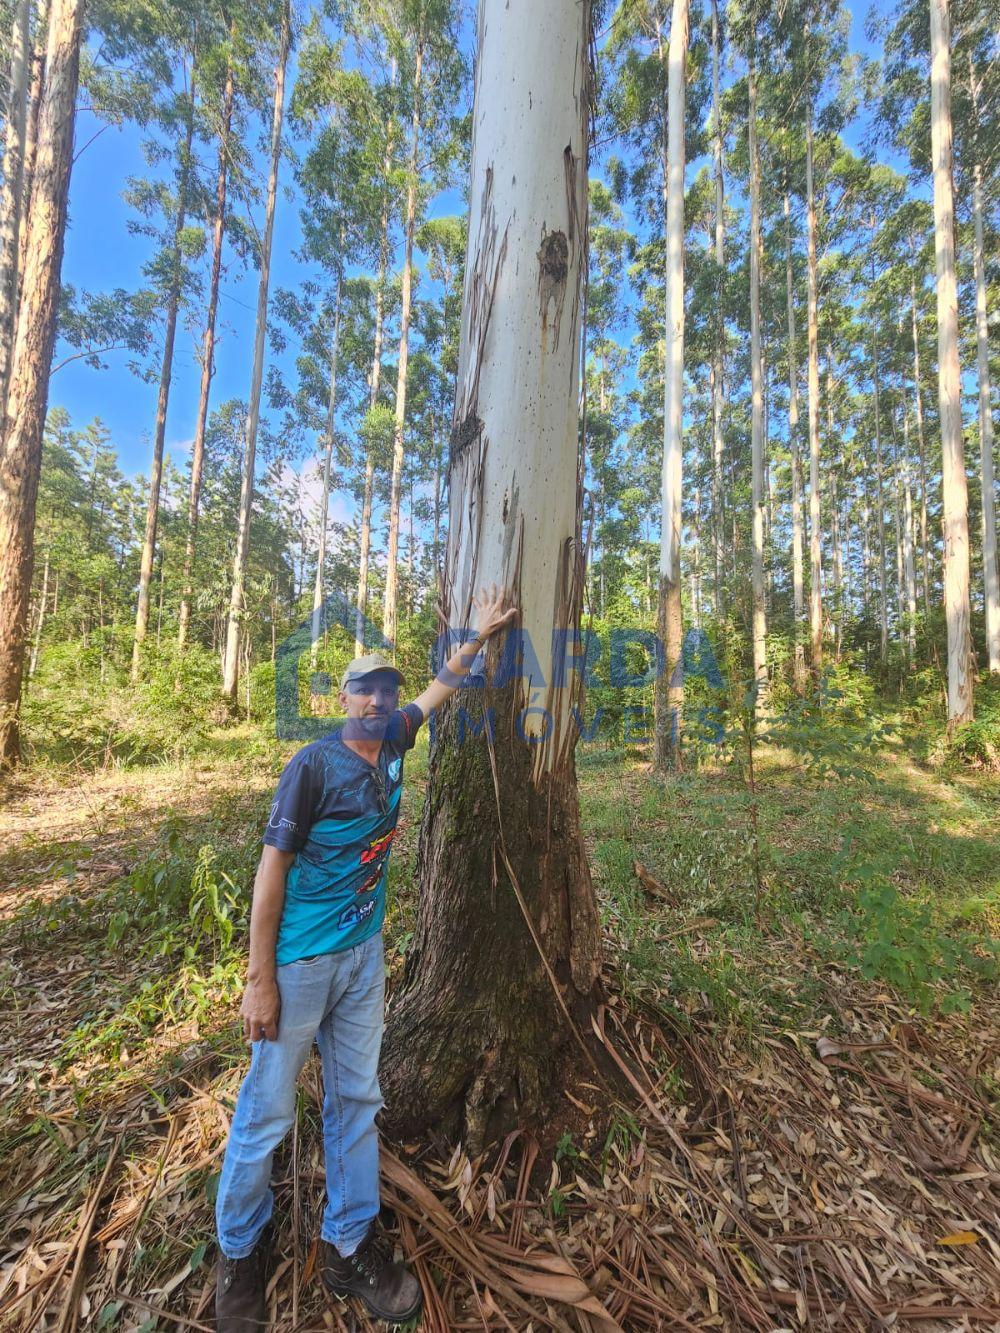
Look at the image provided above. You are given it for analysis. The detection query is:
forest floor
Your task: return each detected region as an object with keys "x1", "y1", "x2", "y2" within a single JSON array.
[{"x1": 0, "y1": 722, "x2": 998, "y2": 1331}]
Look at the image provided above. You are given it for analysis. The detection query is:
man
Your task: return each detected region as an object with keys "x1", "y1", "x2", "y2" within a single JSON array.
[{"x1": 215, "y1": 585, "x2": 515, "y2": 1330}]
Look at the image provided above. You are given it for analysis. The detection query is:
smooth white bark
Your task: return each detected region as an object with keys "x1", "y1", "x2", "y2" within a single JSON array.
[
  {"x1": 656, "y1": 0, "x2": 688, "y2": 767},
  {"x1": 311, "y1": 273, "x2": 342, "y2": 670},
  {"x1": 446, "y1": 0, "x2": 589, "y2": 775},
  {"x1": 748, "y1": 52, "x2": 767, "y2": 703},
  {"x1": 902, "y1": 401, "x2": 917, "y2": 662},
  {"x1": 710, "y1": 0, "x2": 725, "y2": 615},
  {"x1": 929, "y1": 0, "x2": 973, "y2": 724},
  {"x1": 805, "y1": 105, "x2": 823, "y2": 672},
  {"x1": 785, "y1": 190, "x2": 806, "y2": 689},
  {"x1": 383, "y1": 38, "x2": 423, "y2": 646},
  {"x1": 972, "y1": 159, "x2": 999, "y2": 673}
]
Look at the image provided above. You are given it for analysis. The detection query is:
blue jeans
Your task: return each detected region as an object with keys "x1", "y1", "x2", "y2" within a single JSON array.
[{"x1": 216, "y1": 932, "x2": 385, "y2": 1259}]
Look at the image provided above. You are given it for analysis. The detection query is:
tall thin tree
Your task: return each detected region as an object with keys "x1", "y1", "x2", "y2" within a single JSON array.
[
  {"x1": 710, "y1": 0, "x2": 725, "y2": 616},
  {"x1": 805, "y1": 90, "x2": 823, "y2": 673},
  {"x1": 969, "y1": 57, "x2": 999, "y2": 674},
  {"x1": 222, "y1": 0, "x2": 290, "y2": 700},
  {"x1": 310, "y1": 269, "x2": 342, "y2": 668},
  {"x1": 785, "y1": 186, "x2": 806, "y2": 690},
  {"x1": 178, "y1": 51, "x2": 235, "y2": 655},
  {"x1": 929, "y1": 0, "x2": 973, "y2": 725},
  {"x1": 131, "y1": 53, "x2": 199, "y2": 680},
  {"x1": 655, "y1": 0, "x2": 689, "y2": 772},
  {"x1": 0, "y1": 0, "x2": 31, "y2": 421},
  {"x1": 748, "y1": 44, "x2": 768, "y2": 706},
  {"x1": 383, "y1": 29, "x2": 424, "y2": 646}
]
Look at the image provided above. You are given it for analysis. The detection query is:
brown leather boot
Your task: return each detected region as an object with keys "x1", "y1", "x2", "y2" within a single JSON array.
[
  {"x1": 320, "y1": 1221, "x2": 422, "y2": 1325},
  {"x1": 215, "y1": 1233, "x2": 269, "y2": 1332}
]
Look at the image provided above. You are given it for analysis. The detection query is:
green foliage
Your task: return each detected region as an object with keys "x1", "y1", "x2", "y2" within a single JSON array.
[
  {"x1": 23, "y1": 639, "x2": 221, "y2": 767},
  {"x1": 813, "y1": 856, "x2": 999, "y2": 1015},
  {"x1": 938, "y1": 680, "x2": 1000, "y2": 773}
]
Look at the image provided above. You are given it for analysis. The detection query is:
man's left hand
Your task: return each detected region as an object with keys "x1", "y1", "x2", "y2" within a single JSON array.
[{"x1": 470, "y1": 582, "x2": 517, "y2": 641}]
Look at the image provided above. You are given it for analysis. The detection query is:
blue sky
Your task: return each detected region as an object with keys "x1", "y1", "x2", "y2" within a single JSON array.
[{"x1": 51, "y1": 1, "x2": 897, "y2": 489}]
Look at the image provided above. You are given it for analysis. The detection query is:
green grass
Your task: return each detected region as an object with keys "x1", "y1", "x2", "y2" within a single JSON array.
[
  {"x1": 4, "y1": 711, "x2": 997, "y2": 1120},
  {"x1": 579, "y1": 731, "x2": 998, "y2": 1031}
]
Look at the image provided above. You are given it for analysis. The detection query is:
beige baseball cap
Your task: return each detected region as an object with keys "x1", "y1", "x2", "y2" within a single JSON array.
[{"x1": 339, "y1": 652, "x2": 406, "y2": 692}]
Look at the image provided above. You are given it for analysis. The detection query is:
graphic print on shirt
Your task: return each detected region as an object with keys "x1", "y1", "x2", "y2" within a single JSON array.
[
  {"x1": 360, "y1": 827, "x2": 396, "y2": 867},
  {"x1": 267, "y1": 703, "x2": 424, "y2": 964}
]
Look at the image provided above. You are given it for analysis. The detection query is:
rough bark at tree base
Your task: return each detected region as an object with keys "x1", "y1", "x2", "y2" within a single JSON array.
[{"x1": 381, "y1": 688, "x2": 603, "y2": 1151}]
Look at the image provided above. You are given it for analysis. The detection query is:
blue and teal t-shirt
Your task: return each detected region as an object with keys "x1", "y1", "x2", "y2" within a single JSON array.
[{"x1": 263, "y1": 703, "x2": 424, "y2": 964}]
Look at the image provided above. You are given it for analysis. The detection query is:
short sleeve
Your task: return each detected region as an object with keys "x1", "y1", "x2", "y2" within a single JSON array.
[
  {"x1": 263, "y1": 749, "x2": 319, "y2": 851},
  {"x1": 385, "y1": 702, "x2": 424, "y2": 755}
]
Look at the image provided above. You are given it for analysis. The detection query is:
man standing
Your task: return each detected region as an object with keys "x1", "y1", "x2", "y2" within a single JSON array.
[{"x1": 215, "y1": 585, "x2": 515, "y2": 1330}]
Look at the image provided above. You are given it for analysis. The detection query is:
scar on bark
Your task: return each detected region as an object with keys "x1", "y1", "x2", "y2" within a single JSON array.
[
  {"x1": 538, "y1": 230, "x2": 568, "y2": 350},
  {"x1": 450, "y1": 411, "x2": 483, "y2": 468}
]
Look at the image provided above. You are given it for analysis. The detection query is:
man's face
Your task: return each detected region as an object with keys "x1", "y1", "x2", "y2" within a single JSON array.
[{"x1": 339, "y1": 671, "x2": 400, "y2": 738}]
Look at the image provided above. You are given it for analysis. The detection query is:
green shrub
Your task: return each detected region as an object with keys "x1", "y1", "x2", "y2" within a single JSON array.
[
  {"x1": 23, "y1": 639, "x2": 219, "y2": 767},
  {"x1": 940, "y1": 680, "x2": 1000, "y2": 772}
]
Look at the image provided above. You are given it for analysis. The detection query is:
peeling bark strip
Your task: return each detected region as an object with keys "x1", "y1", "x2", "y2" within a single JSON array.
[{"x1": 382, "y1": 0, "x2": 601, "y2": 1148}]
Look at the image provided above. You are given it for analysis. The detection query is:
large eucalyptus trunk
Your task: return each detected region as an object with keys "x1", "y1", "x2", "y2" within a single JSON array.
[
  {"x1": 178, "y1": 55, "x2": 234, "y2": 655},
  {"x1": 131, "y1": 61, "x2": 196, "y2": 681},
  {"x1": 381, "y1": 0, "x2": 600, "y2": 1149},
  {"x1": 0, "y1": 0, "x2": 31, "y2": 421},
  {"x1": 654, "y1": 0, "x2": 688, "y2": 772},
  {"x1": 805, "y1": 104, "x2": 823, "y2": 674},
  {"x1": 929, "y1": 0, "x2": 973, "y2": 725},
  {"x1": 222, "y1": 1, "x2": 289, "y2": 701},
  {"x1": 383, "y1": 37, "x2": 423, "y2": 647},
  {"x1": 710, "y1": 0, "x2": 725, "y2": 616},
  {"x1": 971, "y1": 151, "x2": 998, "y2": 672},
  {"x1": 748, "y1": 51, "x2": 767, "y2": 706},
  {"x1": 0, "y1": 0, "x2": 82, "y2": 769},
  {"x1": 785, "y1": 189, "x2": 806, "y2": 691},
  {"x1": 310, "y1": 271, "x2": 342, "y2": 669}
]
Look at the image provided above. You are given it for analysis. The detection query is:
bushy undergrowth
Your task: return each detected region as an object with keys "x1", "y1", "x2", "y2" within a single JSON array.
[
  {"x1": 23, "y1": 637, "x2": 223, "y2": 766},
  {"x1": 939, "y1": 677, "x2": 1000, "y2": 771}
]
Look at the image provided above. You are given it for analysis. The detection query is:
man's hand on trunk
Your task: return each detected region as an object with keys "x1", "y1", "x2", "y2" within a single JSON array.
[{"x1": 470, "y1": 581, "x2": 518, "y2": 640}]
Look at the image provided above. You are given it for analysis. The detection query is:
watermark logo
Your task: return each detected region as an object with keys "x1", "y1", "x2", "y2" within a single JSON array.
[{"x1": 276, "y1": 591, "x2": 725, "y2": 743}]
